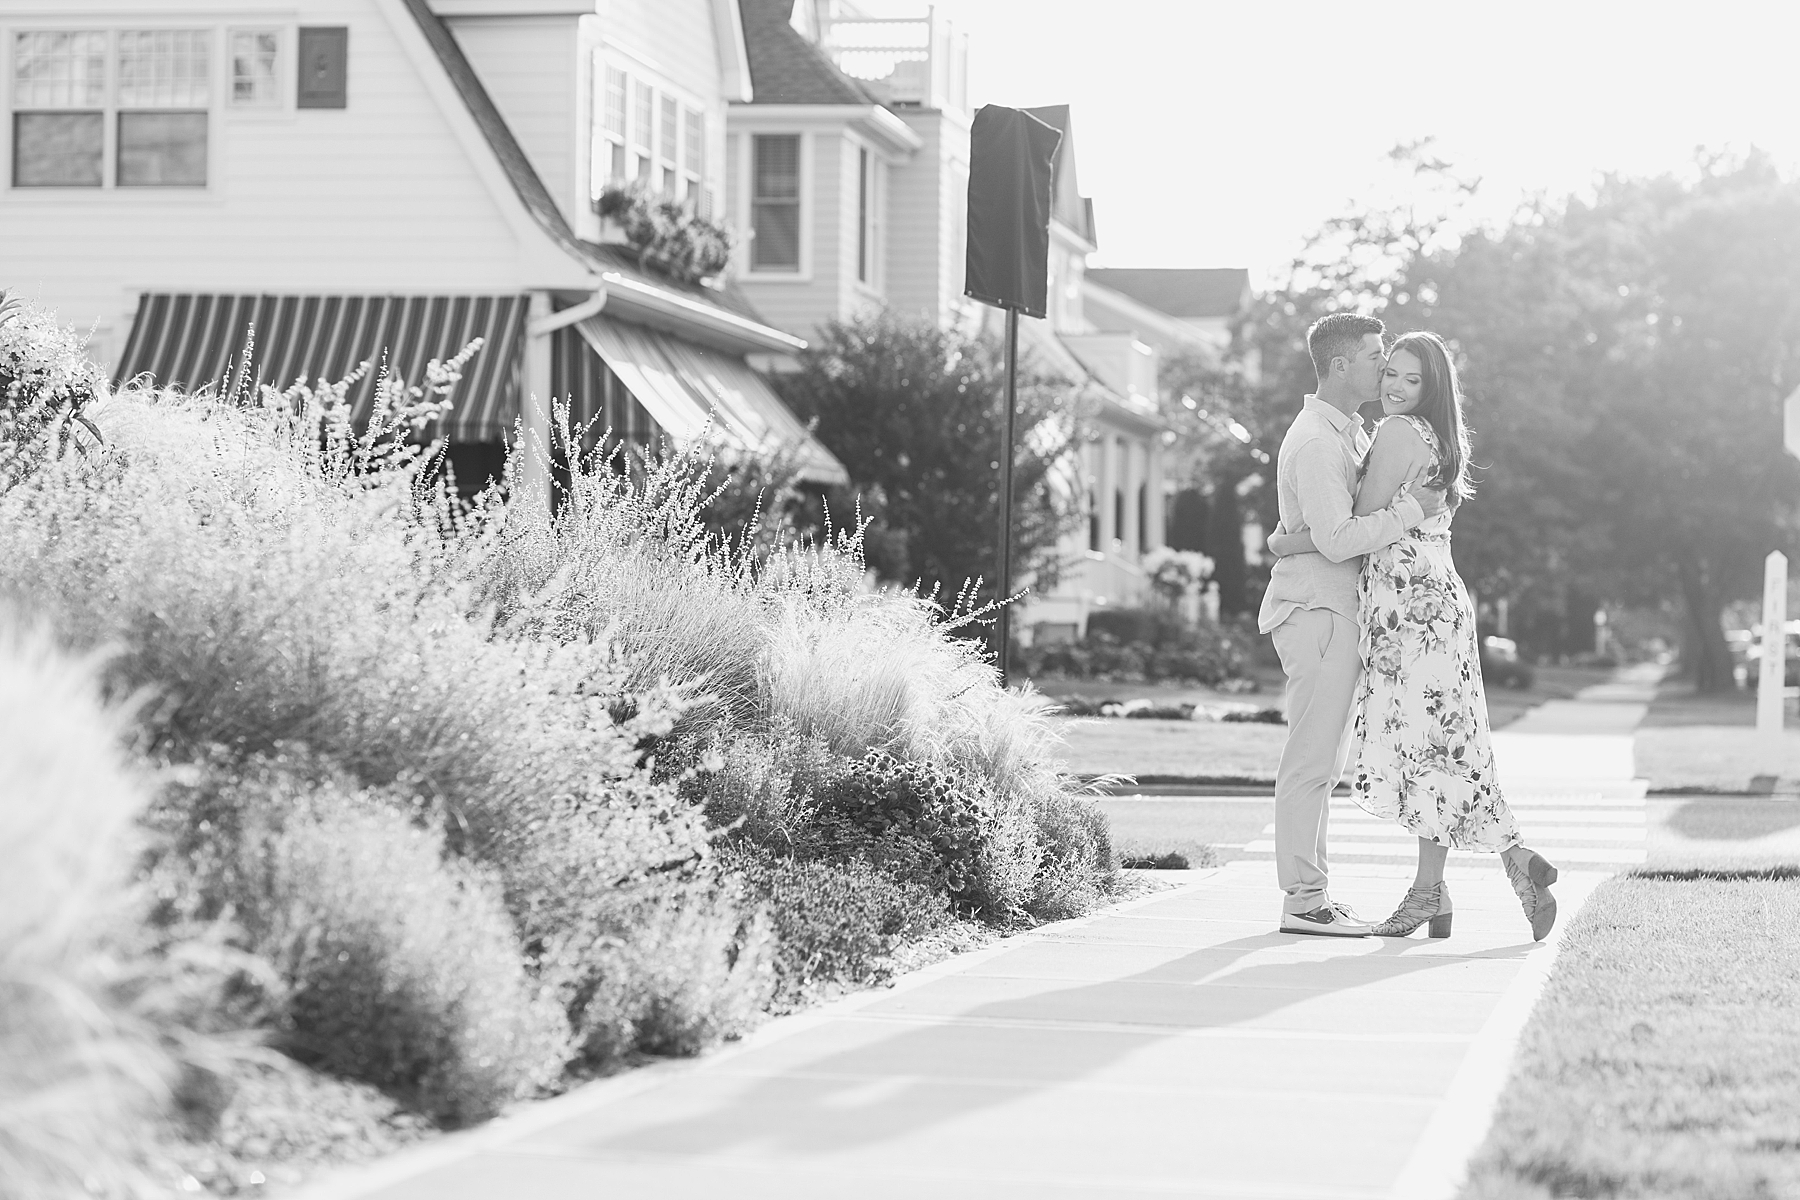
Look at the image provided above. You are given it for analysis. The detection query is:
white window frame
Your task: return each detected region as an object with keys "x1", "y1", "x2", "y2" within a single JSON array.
[
  {"x1": 853, "y1": 140, "x2": 884, "y2": 296},
  {"x1": 592, "y1": 51, "x2": 712, "y2": 212},
  {"x1": 3, "y1": 22, "x2": 295, "y2": 197},
  {"x1": 226, "y1": 27, "x2": 282, "y2": 110},
  {"x1": 739, "y1": 130, "x2": 809, "y2": 282}
]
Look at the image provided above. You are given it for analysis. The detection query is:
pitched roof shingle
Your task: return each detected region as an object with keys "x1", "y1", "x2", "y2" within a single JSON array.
[{"x1": 739, "y1": 0, "x2": 875, "y2": 106}]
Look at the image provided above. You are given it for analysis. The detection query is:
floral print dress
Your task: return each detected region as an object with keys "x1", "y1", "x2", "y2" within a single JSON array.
[{"x1": 1349, "y1": 416, "x2": 1521, "y2": 852}]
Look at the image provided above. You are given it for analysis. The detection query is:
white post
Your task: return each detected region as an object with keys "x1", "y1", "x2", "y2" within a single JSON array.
[
  {"x1": 1757, "y1": 550, "x2": 1787, "y2": 741},
  {"x1": 519, "y1": 291, "x2": 555, "y2": 514}
]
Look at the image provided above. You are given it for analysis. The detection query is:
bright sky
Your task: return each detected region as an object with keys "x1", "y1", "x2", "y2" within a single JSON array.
[{"x1": 859, "y1": 0, "x2": 1800, "y2": 286}]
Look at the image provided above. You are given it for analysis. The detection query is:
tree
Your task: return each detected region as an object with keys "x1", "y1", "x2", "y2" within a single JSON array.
[
  {"x1": 1197, "y1": 146, "x2": 1800, "y2": 687},
  {"x1": 775, "y1": 310, "x2": 1086, "y2": 609}
]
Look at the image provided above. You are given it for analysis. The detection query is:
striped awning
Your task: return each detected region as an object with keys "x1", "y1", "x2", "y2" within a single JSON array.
[
  {"x1": 115, "y1": 293, "x2": 528, "y2": 442},
  {"x1": 574, "y1": 316, "x2": 848, "y2": 486}
]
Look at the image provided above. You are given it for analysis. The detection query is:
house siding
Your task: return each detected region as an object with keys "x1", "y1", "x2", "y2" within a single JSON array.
[
  {"x1": 443, "y1": 13, "x2": 584, "y2": 229},
  {"x1": 0, "y1": 0, "x2": 539, "y2": 372},
  {"x1": 885, "y1": 108, "x2": 967, "y2": 326}
]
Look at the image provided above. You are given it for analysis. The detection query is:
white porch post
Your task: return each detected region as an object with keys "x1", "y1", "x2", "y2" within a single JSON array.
[
  {"x1": 1147, "y1": 436, "x2": 1166, "y2": 551},
  {"x1": 519, "y1": 290, "x2": 555, "y2": 513}
]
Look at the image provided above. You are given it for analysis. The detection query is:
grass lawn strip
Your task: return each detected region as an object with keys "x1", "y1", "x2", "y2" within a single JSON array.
[{"x1": 1458, "y1": 870, "x2": 1800, "y2": 1199}]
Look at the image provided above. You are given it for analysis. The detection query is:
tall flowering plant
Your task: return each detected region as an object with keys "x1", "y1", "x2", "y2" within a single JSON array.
[
  {"x1": 1141, "y1": 547, "x2": 1215, "y2": 610},
  {"x1": 0, "y1": 288, "x2": 106, "y2": 488}
]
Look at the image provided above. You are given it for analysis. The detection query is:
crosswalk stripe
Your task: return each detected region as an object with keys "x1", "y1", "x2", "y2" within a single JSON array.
[{"x1": 1238, "y1": 839, "x2": 1646, "y2": 863}]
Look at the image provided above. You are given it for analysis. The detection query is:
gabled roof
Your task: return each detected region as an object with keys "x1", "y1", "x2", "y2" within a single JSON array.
[
  {"x1": 401, "y1": 0, "x2": 803, "y2": 354},
  {"x1": 739, "y1": 0, "x2": 876, "y2": 105},
  {"x1": 1024, "y1": 105, "x2": 1095, "y2": 247},
  {"x1": 1084, "y1": 268, "x2": 1252, "y2": 320}
]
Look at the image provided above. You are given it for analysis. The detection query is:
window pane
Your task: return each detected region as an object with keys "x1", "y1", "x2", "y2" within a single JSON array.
[
  {"x1": 661, "y1": 166, "x2": 675, "y2": 196},
  {"x1": 12, "y1": 31, "x2": 107, "y2": 108},
  {"x1": 609, "y1": 142, "x2": 626, "y2": 182},
  {"x1": 659, "y1": 95, "x2": 676, "y2": 162},
  {"x1": 683, "y1": 108, "x2": 702, "y2": 175},
  {"x1": 119, "y1": 30, "x2": 210, "y2": 108},
  {"x1": 858, "y1": 147, "x2": 869, "y2": 282},
  {"x1": 752, "y1": 134, "x2": 799, "y2": 200},
  {"x1": 603, "y1": 66, "x2": 626, "y2": 137},
  {"x1": 12, "y1": 111, "x2": 102, "y2": 186},
  {"x1": 751, "y1": 202, "x2": 799, "y2": 270},
  {"x1": 118, "y1": 111, "x2": 207, "y2": 186},
  {"x1": 230, "y1": 30, "x2": 279, "y2": 105}
]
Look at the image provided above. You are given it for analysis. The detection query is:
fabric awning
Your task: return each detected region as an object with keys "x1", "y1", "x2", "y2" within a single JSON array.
[
  {"x1": 115, "y1": 293, "x2": 528, "y2": 442},
  {"x1": 574, "y1": 315, "x2": 848, "y2": 486}
]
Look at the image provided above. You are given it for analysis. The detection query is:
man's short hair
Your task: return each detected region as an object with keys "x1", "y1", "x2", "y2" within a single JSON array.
[{"x1": 1306, "y1": 312, "x2": 1385, "y2": 381}]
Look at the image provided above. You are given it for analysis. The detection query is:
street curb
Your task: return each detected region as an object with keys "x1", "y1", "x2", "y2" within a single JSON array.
[
  {"x1": 276, "y1": 871, "x2": 1223, "y2": 1200},
  {"x1": 1386, "y1": 871, "x2": 1606, "y2": 1200}
]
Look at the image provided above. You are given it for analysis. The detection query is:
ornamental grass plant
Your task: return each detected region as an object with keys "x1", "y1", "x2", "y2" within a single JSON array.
[
  {"x1": 0, "y1": 623, "x2": 173, "y2": 1198},
  {"x1": 0, "y1": 292, "x2": 1119, "y2": 1165}
]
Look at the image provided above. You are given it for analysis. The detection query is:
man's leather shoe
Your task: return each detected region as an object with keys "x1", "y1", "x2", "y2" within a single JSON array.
[{"x1": 1279, "y1": 903, "x2": 1372, "y2": 937}]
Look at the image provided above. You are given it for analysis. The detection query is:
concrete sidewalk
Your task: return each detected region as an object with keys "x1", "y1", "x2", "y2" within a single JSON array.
[{"x1": 291, "y1": 676, "x2": 1652, "y2": 1200}]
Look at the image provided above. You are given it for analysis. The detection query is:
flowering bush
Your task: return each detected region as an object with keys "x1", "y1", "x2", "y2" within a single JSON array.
[
  {"x1": 0, "y1": 288, "x2": 105, "y2": 488},
  {"x1": 1020, "y1": 606, "x2": 1254, "y2": 685},
  {"x1": 1142, "y1": 547, "x2": 1215, "y2": 608},
  {"x1": 817, "y1": 749, "x2": 997, "y2": 906},
  {"x1": 596, "y1": 184, "x2": 735, "y2": 285}
]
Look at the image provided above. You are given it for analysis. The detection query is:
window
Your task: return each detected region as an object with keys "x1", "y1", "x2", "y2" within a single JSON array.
[
  {"x1": 229, "y1": 30, "x2": 279, "y2": 107},
  {"x1": 116, "y1": 31, "x2": 209, "y2": 186},
  {"x1": 631, "y1": 80, "x2": 651, "y2": 153},
  {"x1": 1114, "y1": 488, "x2": 1125, "y2": 549},
  {"x1": 11, "y1": 31, "x2": 106, "y2": 187},
  {"x1": 750, "y1": 134, "x2": 800, "y2": 272},
  {"x1": 682, "y1": 106, "x2": 703, "y2": 205},
  {"x1": 856, "y1": 147, "x2": 869, "y2": 283},
  {"x1": 658, "y1": 94, "x2": 676, "y2": 195},
  {"x1": 598, "y1": 64, "x2": 626, "y2": 184},
  {"x1": 10, "y1": 29, "x2": 212, "y2": 188},
  {"x1": 1137, "y1": 483, "x2": 1149, "y2": 555},
  {"x1": 1087, "y1": 490, "x2": 1100, "y2": 552}
]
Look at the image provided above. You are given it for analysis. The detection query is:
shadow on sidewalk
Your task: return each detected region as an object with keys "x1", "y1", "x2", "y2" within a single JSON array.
[{"x1": 572, "y1": 934, "x2": 1535, "y2": 1160}]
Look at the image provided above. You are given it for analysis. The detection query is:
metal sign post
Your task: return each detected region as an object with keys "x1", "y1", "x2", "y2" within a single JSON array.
[{"x1": 995, "y1": 305, "x2": 1020, "y2": 684}]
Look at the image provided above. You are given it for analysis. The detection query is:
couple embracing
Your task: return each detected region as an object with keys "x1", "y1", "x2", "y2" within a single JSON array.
[{"x1": 1260, "y1": 313, "x2": 1558, "y2": 942}]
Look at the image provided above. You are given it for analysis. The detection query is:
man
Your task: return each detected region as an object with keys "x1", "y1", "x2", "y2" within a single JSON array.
[{"x1": 1259, "y1": 313, "x2": 1446, "y2": 936}]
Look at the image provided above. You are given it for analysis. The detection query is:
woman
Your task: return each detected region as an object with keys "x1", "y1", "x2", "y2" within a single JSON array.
[{"x1": 1265, "y1": 331, "x2": 1558, "y2": 941}]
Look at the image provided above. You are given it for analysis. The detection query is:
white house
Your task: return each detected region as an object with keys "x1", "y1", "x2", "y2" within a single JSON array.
[
  {"x1": 719, "y1": 4, "x2": 1180, "y2": 639},
  {"x1": 0, "y1": 0, "x2": 848, "y2": 499}
]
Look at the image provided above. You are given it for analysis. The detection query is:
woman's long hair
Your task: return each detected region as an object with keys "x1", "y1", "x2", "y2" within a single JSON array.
[{"x1": 1390, "y1": 330, "x2": 1474, "y2": 504}]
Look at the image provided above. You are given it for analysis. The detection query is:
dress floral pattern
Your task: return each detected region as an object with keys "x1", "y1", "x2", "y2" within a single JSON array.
[{"x1": 1349, "y1": 416, "x2": 1521, "y2": 852}]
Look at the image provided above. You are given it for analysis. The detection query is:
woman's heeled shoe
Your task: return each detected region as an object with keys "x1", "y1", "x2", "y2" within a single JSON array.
[
  {"x1": 1504, "y1": 848, "x2": 1558, "y2": 941},
  {"x1": 1372, "y1": 882, "x2": 1453, "y2": 937}
]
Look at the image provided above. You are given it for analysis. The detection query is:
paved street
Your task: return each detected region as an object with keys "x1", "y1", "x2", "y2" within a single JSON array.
[{"x1": 294, "y1": 674, "x2": 1653, "y2": 1200}]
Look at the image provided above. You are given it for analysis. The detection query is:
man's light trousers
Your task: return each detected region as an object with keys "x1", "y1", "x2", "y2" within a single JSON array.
[{"x1": 1270, "y1": 607, "x2": 1360, "y2": 915}]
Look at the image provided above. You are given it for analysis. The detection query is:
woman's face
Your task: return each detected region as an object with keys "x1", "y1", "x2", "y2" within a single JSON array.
[{"x1": 1380, "y1": 348, "x2": 1424, "y2": 416}]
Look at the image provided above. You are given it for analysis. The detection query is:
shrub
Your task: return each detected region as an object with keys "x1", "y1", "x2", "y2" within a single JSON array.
[
  {"x1": 1021, "y1": 607, "x2": 1254, "y2": 686},
  {"x1": 0, "y1": 622, "x2": 173, "y2": 1197},
  {"x1": 1220, "y1": 707, "x2": 1285, "y2": 724},
  {"x1": 596, "y1": 184, "x2": 734, "y2": 284},
  {"x1": 562, "y1": 876, "x2": 773, "y2": 1065},
  {"x1": 817, "y1": 749, "x2": 996, "y2": 905},
  {"x1": 0, "y1": 289, "x2": 105, "y2": 489},
  {"x1": 244, "y1": 786, "x2": 570, "y2": 1127},
  {"x1": 720, "y1": 845, "x2": 951, "y2": 1010}
]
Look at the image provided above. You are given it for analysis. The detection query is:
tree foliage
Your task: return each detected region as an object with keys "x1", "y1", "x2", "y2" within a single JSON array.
[
  {"x1": 1195, "y1": 146, "x2": 1800, "y2": 688},
  {"x1": 774, "y1": 311, "x2": 1086, "y2": 609}
]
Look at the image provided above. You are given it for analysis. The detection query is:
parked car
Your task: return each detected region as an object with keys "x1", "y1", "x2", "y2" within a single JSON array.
[
  {"x1": 1743, "y1": 628, "x2": 1800, "y2": 686},
  {"x1": 1479, "y1": 636, "x2": 1535, "y2": 689}
]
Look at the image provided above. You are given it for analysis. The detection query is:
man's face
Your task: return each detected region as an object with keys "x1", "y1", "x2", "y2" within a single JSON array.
[{"x1": 1344, "y1": 333, "x2": 1386, "y2": 402}]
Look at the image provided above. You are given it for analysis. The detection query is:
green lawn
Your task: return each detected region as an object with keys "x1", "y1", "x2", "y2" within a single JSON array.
[
  {"x1": 1460, "y1": 870, "x2": 1800, "y2": 1200},
  {"x1": 1636, "y1": 679, "x2": 1800, "y2": 792},
  {"x1": 1051, "y1": 718, "x2": 1288, "y2": 781}
]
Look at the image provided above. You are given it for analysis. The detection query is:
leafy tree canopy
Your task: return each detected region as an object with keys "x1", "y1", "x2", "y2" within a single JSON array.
[{"x1": 775, "y1": 311, "x2": 1087, "y2": 612}]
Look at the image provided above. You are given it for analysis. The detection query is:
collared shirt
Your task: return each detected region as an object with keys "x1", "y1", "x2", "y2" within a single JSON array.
[{"x1": 1257, "y1": 394, "x2": 1425, "y2": 633}]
